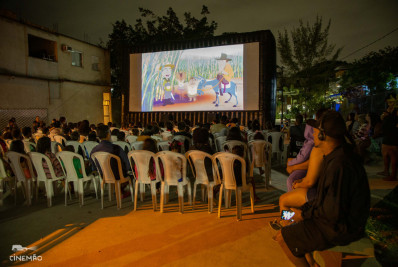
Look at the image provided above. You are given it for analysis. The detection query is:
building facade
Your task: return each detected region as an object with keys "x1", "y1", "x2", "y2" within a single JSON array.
[{"x1": 0, "y1": 12, "x2": 111, "y2": 129}]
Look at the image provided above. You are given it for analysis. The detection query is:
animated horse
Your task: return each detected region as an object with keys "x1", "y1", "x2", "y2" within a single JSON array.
[{"x1": 197, "y1": 76, "x2": 238, "y2": 107}]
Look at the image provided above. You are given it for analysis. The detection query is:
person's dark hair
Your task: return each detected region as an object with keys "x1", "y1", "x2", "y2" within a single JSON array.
[
  {"x1": 141, "y1": 125, "x2": 153, "y2": 136},
  {"x1": 152, "y1": 125, "x2": 160, "y2": 135},
  {"x1": 166, "y1": 121, "x2": 174, "y2": 131},
  {"x1": 70, "y1": 131, "x2": 80, "y2": 141},
  {"x1": 253, "y1": 132, "x2": 265, "y2": 140},
  {"x1": 252, "y1": 120, "x2": 261, "y2": 131},
  {"x1": 232, "y1": 118, "x2": 238, "y2": 124},
  {"x1": 59, "y1": 116, "x2": 66, "y2": 124},
  {"x1": 295, "y1": 114, "x2": 304, "y2": 125},
  {"x1": 42, "y1": 127, "x2": 49, "y2": 135},
  {"x1": 203, "y1": 123, "x2": 211, "y2": 131},
  {"x1": 63, "y1": 145, "x2": 75, "y2": 152},
  {"x1": 3, "y1": 131, "x2": 12, "y2": 140},
  {"x1": 78, "y1": 121, "x2": 90, "y2": 136},
  {"x1": 231, "y1": 145, "x2": 244, "y2": 157},
  {"x1": 117, "y1": 131, "x2": 125, "y2": 141},
  {"x1": 317, "y1": 111, "x2": 348, "y2": 141},
  {"x1": 170, "y1": 140, "x2": 182, "y2": 153},
  {"x1": 247, "y1": 120, "x2": 253, "y2": 130},
  {"x1": 88, "y1": 131, "x2": 97, "y2": 141},
  {"x1": 107, "y1": 122, "x2": 113, "y2": 127},
  {"x1": 159, "y1": 121, "x2": 165, "y2": 128},
  {"x1": 226, "y1": 127, "x2": 243, "y2": 141},
  {"x1": 306, "y1": 119, "x2": 317, "y2": 128},
  {"x1": 348, "y1": 112, "x2": 356, "y2": 122},
  {"x1": 315, "y1": 108, "x2": 330, "y2": 121},
  {"x1": 90, "y1": 124, "x2": 96, "y2": 131},
  {"x1": 111, "y1": 128, "x2": 120, "y2": 136},
  {"x1": 62, "y1": 126, "x2": 71, "y2": 135},
  {"x1": 22, "y1": 127, "x2": 32, "y2": 138},
  {"x1": 192, "y1": 128, "x2": 209, "y2": 145},
  {"x1": 178, "y1": 122, "x2": 186, "y2": 131},
  {"x1": 36, "y1": 136, "x2": 51, "y2": 154},
  {"x1": 132, "y1": 128, "x2": 139, "y2": 136},
  {"x1": 97, "y1": 125, "x2": 110, "y2": 140},
  {"x1": 12, "y1": 128, "x2": 22, "y2": 140},
  {"x1": 53, "y1": 121, "x2": 61, "y2": 128},
  {"x1": 10, "y1": 140, "x2": 25, "y2": 154},
  {"x1": 143, "y1": 138, "x2": 158, "y2": 153}
]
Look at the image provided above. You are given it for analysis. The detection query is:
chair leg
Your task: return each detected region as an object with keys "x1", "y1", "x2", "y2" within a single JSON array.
[
  {"x1": 201, "y1": 184, "x2": 205, "y2": 201},
  {"x1": 64, "y1": 179, "x2": 68, "y2": 206},
  {"x1": 187, "y1": 182, "x2": 192, "y2": 206},
  {"x1": 92, "y1": 177, "x2": 98, "y2": 200},
  {"x1": 101, "y1": 183, "x2": 104, "y2": 209},
  {"x1": 45, "y1": 181, "x2": 51, "y2": 208},
  {"x1": 116, "y1": 182, "x2": 121, "y2": 210},
  {"x1": 237, "y1": 188, "x2": 242, "y2": 221},
  {"x1": 218, "y1": 184, "x2": 224, "y2": 218},
  {"x1": 177, "y1": 184, "x2": 184, "y2": 214},
  {"x1": 208, "y1": 185, "x2": 213, "y2": 213},
  {"x1": 224, "y1": 188, "x2": 228, "y2": 209},
  {"x1": 165, "y1": 185, "x2": 169, "y2": 204},
  {"x1": 134, "y1": 181, "x2": 139, "y2": 211},
  {"x1": 250, "y1": 186, "x2": 255, "y2": 213},
  {"x1": 151, "y1": 182, "x2": 157, "y2": 211},
  {"x1": 140, "y1": 183, "x2": 144, "y2": 202},
  {"x1": 129, "y1": 179, "x2": 134, "y2": 204},
  {"x1": 160, "y1": 182, "x2": 165, "y2": 213},
  {"x1": 192, "y1": 182, "x2": 197, "y2": 210}
]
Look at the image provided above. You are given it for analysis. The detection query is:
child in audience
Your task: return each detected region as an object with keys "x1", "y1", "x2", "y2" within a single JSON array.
[
  {"x1": 36, "y1": 137, "x2": 64, "y2": 179},
  {"x1": 9, "y1": 140, "x2": 32, "y2": 179}
]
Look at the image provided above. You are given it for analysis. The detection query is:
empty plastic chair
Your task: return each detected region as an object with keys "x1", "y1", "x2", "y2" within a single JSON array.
[
  {"x1": 128, "y1": 150, "x2": 160, "y2": 211},
  {"x1": 212, "y1": 152, "x2": 254, "y2": 220},
  {"x1": 248, "y1": 140, "x2": 272, "y2": 188},
  {"x1": 57, "y1": 151, "x2": 98, "y2": 206},
  {"x1": 91, "y1": 152, "x2": 134, "y2": 209},
  {"x1": 155, "y1": 151, "x2": 192, "y2": 213},
  {"x1": 185, "y1": 150, "x2": 217, "y2": 213},
  {"x1": 6, "y1": 151, "x2": 35, "y2": 206}
]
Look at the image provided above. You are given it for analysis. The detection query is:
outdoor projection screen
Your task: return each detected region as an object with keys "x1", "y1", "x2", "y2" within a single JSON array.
[{"x1": 129, "y1": 42, "x2": 259, "y2": 112}]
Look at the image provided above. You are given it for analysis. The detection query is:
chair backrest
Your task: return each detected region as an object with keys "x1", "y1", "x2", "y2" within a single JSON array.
[
  {"x1": 110, "y1": 135, "x2": 117, "y2": 142},
  {"x1": 161, "y1": 132, "x2": 173, "y2": 141},
  {"x1": 157, "y1": 141, "x2": 170, "y2": 151},
  {"x1": 172, "y1": 135, "x2": 191, "y2": 154},
  {"x1": 82, "y1": 141, "x2": 98, "y2": 157},
  {"x1": 155, "y1": 151, "x2": 188, "y2": 186},
  {"x1": 29, "y1": 152, "x2": 62, "y2": 181},
  {"x1": 247, "y1": 133, "x2": 255, "y2": 142},
  {"x1": 267, "y1": 132, "x2": 283, "y2": 153},
  {"x1": 128, "y1": 150, "x2": 158, "y2": 183},
  {"x1": 65, "y1": 141, "x2": 85, "y2": 157},
  {"x1": 248, "y1": 140, "x2": 272, "y2": 167},
  {"x1": 56, "y1": 151, "x2": 87, "y2": 181},
  {"x1": 113, "y1": 141, "x2": 130, "y2": 154},
  {"x1": 125, "y1": 135, "x2": 138, "y2": 144},
  {"x1": 23, "y1": 141, "x2": 36, "y2": 153},
  {"x1": 53, "y1": 135, "x2": 67, "y2": 147},
  {"x1": 91, "y1": 152, "x2": 125, "y2": 183},
  {"x1": 6, "y1": 151, "x2": 35, "y2": 182},
  {"x1": 215, "y1": 136, "x2": 227, "y2": 152},
  {"x1": 51, "y1": 141, "x2": 63, "y2": 154},
  {"x1": 185, "y1": 150, "x2": 213, "y2": 184},
  {"x1": 0, "y1": 157, "x2": 8, "y2": 179},
  {"x1": 151, "y1": 135, "x2": 163, "y2": 142},
  {"x1": 130, "y1": 141, "x2": 144, "y2": 150},
  {"x1": 223, "y1": 140, "x2": 248, "y2": 160},
  {"x1": 212, "y1": 152, "x2": 246, "y2": 190}
]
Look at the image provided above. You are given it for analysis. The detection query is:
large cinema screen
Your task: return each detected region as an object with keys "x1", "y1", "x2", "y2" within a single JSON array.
[{"x1": 129, "y1": 43, "x2": 259, "y2": 112}]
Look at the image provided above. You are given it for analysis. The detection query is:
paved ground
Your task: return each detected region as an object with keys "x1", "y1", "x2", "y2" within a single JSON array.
[{"x1": 0, "y1": 158, "x2": 396, "y2": 266}]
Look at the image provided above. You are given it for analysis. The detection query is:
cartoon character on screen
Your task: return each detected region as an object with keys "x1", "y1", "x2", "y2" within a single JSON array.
[
  {"x1": 160, "y1": 64, "x2": 175, "y2": 106},
  {"x1": 216, "y1": 53, "x2": 234, "y2": 96},
  {"x1": 175, "y1": 71, "x2": 187, "y2": 99},
  {"x1": 187, "y1": 77, "x2": 201, "y2": 102}
]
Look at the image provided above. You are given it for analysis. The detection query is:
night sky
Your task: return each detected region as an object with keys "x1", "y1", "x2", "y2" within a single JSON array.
[{"x1": 1, "y1": 0, "x2": 397, "y2": 62}]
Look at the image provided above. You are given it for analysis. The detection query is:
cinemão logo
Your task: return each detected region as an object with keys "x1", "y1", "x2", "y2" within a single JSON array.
[{"x1": 9, "y1": 245, "x2": 42, "y2": 262}]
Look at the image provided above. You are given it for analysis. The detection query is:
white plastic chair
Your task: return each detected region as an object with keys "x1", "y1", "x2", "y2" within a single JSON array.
[
  {"x1": 212, "y1": 152, "x2": 254, "y2": 220},
  {"x1": 110, "y1": 135, "x2": 117, "y2": 142},
  {"x1": 82, "y1": 141, "x2": 99, "y2": 158},
  {"x1": 267, "y1": 132, "x2": 284, "y2": 163},
  {"x1": 128, "y1": 150, "x2": 160, "y2": 211},
  {"x1": 157, "y1": 141, "x2": 170, "y2": 151},
  {"x1": 248, "y1": 140, "x2": 272, "y2": 188},
  {"x1": 223, "y1": 140, "x2": 248, "y2": 160},
  {"x1": 91, "y1": 152, "x2": 134, "y2": 209},
  {"x1": 57, "y1": 151, "x2": 98, "y2": 206},
  {"x1": 155, "y1": 151, "x2": 192, "y2": 213},
  {"x1": 215, "y1": 136, "x2": 227, "y2": 152},
  {"x1": 125, "y1": 135, "x2": 138, "y2": 144},
  {"x1": 172, "y1": 136, "x2": 192, "y2": 154},
  {"x1": 185, "y1": 150, "x2": 217, "y2": 213},
  {"x1": 130, "y1": 141, "x2": 144, "y2": 150},
  {"x1": 6, "y1": 151, "x2": 35, "y2": 206},
  {"x1": 51, "y1": 141, "x2": 63, "y2": 154},
  {"x1": 0, "y1": 157, "x2": 15, "y2": 206},
  {"x1": 29, "y1": 152, "x2": 67, "y2": 207},
  {"x1": 161, "y1": 132, "x2": 173, "y2": 141},
  {"x1": 53, "y1": 135, "x2": 67, "y2": 147},
  {"x1": 65, "y1": 141, "x2": 85, "y2": 158},
  {"x1": 113, "y1": 141, "x2": 131, "y2": 154},
  {"x1": 151, "y1": 135, "x2": 163, "y2": 142},
  {"x1": 23, "y1": 141, "x2": 36, "y2": 153}
]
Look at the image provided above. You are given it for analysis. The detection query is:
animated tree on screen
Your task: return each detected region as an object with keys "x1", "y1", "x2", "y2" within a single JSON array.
[{"x1": 141, "y1": 45, "x2": 243, "y2": 111}]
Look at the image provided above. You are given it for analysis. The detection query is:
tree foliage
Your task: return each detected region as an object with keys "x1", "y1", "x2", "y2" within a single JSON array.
[
  {"x1": 277, "y1": 16, "x2": 342, "y2": 100},
  {"x1": 106, "y1": 6, "x2": 217, "y2": 97},
  {"x1": 340, "y1": 46, "x2": 398, "y2": 93}
]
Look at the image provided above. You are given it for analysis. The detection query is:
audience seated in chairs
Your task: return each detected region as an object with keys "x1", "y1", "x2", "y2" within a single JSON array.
[
  {"x1": 36, "y1": 137, "x2": 64, "y2": 179},
  {"x1": 289, "y1": 114, "x2": 306, "y2": 156},
  {"x1": 273, "y1": 110, "x2": 370, "y2": 267}
]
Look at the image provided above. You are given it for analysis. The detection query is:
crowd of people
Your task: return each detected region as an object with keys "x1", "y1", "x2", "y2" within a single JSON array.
[{"x1": 1, "y1": 93, "x2": 396, "y2": 266}]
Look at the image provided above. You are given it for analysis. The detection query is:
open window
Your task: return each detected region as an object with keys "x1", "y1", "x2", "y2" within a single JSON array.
[{"x1": 28, "y1": 34, "x2": 57, "y2": 62}]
